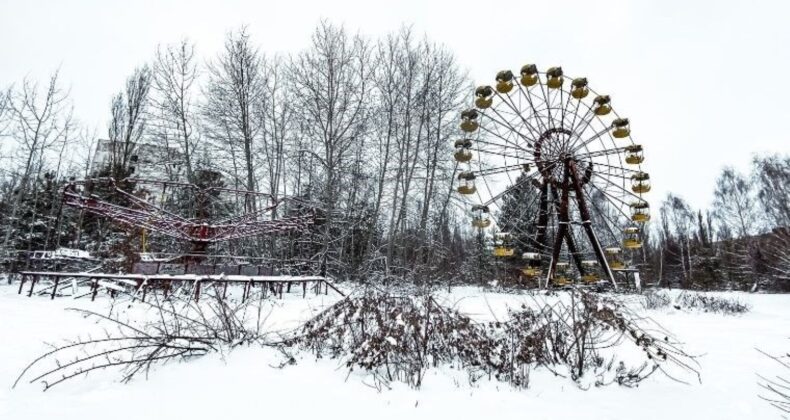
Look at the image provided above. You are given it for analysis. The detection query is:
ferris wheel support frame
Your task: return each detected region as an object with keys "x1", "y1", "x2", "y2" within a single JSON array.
[
  {"x1": 549, "y1": 188, "x2": 585, "y2": 276},
  {"x1": 569, "y1": 159, "x2": 617, "y2": 288},
  {"x1": 543, "y1": 158, "x2": 617, "y2": 289}
]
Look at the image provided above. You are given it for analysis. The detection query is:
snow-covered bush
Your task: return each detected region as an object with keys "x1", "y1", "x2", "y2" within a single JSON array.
[
  {"x1": 643, "y1": 290, "x2": 672, "y2": 310},
  {"x1": 675, "y1": 291, "x2": 750, "y2": 314},
  {"x1": 286, "y1": 289, "x2": 699, "y2": 390},
  {"x1": 641, "y1": 290, "x2": 750, "y2": 315},
  {"x1": 286, "y1": 289, "x2": 494, "y2": 388}
]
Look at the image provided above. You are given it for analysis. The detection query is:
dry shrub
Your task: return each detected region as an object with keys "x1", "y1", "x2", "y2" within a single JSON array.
[
  {"x1": 16, "y1": 286, "x2": 700, "y2": 392},
  {"x1": 286, "y1": 288, "x2": 700, "y2": 390},
  {"x1": 643, "y1": 289, "x2": 672, "y2": 310},
  {"x1": 285, "y1": 289, "x2": 493, "y2": 387},
  {"x1": 675, "y1": 291, "x2": 750, "y2": 314},
  {"x1": 14, "y1": 291, "x2": 264, "y2": 390},
  {"x1": 757, "y1": 348, "x2": 790, "y2": 414}
]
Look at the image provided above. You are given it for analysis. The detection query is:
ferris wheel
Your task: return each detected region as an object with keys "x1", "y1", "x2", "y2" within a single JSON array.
[{"x1": 454, "y1": 65, "x2": 650, "y2": 288}]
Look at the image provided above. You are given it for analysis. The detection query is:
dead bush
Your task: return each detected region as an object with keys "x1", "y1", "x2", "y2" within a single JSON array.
[
  {"x1": 285, "y1": 288, "x2": 700, "y2": 390},
  {"x1": 757, "y1": 348, "x2": 790, "y2": 414},
  {"x1": 675, "y1": 291, "x2": 750, "y2": 314},
  {"x1": 284, "y1": 289, "x2": 494, "y2": 388},
  {"x1": 14, "y1": 291, "x2": 266, "y2": 390},
  {"x1": 642, "y1": 289, "x2": 672, "y2": 310}
]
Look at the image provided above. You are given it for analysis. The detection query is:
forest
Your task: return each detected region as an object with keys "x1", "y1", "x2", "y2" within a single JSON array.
[{"x1": 0, "y1": 22, "x2": 788, "y2": 291}]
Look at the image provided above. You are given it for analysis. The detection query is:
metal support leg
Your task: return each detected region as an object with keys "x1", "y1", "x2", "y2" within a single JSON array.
[
  {"x1": 51, "y1": 277, "x2": 60, "y2": 299},
  {"x1": 28, "y1": 275, "x2": 38, "y2": 297},
  {"x1": 194, "y1": 280, "x2": 202, "y2": 302}
]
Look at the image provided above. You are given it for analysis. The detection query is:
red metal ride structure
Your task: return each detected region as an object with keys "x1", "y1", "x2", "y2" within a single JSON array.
[{"x1": 62, "y1": 177, "x2": 317, "y2": 258}]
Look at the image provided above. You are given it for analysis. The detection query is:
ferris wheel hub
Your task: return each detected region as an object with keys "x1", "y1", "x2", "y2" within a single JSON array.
[{"x1": 533, "y1": 128, "x2": 589, "y2": 187}]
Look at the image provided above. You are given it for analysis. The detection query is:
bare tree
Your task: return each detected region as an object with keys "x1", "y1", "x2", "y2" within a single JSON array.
[
  {"x1": 107, "y1": 66, "x2": 152, "y2": 178},
  {"x1": 752, "y1": 154, "x2": 790, "y2": 229},
  {"x1": 150, "y1": 40, "x2": 201, "y2": 182},
  {"x1": 712, "y1": 167, "x2": 759, "y2": 239},
  {"x1": 368, "y1": 29, "x2": 467, "y2": 273},
  {"x1": 0, "y1": 85, "x2": 12, "y2": 135},
  {"x1": 416, "y1": 41, "x2": 466, "y2": 248},
  {"x1": 0, "y1": 85, "x2": 14, "y2": 182},
  {"x1": 659, "y1": 194, "x2": 695, "y2": 286},
  {"x1": 257, "y1": 57, "x2": 291, "y2": 216},
  {"x1": 288, "y1": 21, "x2": 372, "y2": 266},
  {"x1": 204, "y1": 27, "x2": 265, "y2": 210},
  {"x1": 2, "y1": 71, "x2": 74, "y2": 250}
]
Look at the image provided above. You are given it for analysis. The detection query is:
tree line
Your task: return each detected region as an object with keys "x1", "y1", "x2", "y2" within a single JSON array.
[
  {"x1": 0, "y1": 22, "x2": 786, "y2": 290},
  {"x1": 642, "y1": 156, "x2": 789, "y2": 291}
]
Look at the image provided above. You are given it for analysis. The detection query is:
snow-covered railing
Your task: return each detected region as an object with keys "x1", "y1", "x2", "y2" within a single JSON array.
[{"x1": 16, "y1": 270, "x2": 344, "y2": 302}]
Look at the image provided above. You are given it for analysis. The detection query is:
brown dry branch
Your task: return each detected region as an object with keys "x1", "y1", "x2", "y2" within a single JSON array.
[
  {"x1": 757, "y1": 347, "x2": 790, "y2": 414},
  {"x1": 14, "y1": 290, "x2": 264, "y2": 391},
  {"x1": 284, "y1": 288, "x2": 700, "y2": 390}
]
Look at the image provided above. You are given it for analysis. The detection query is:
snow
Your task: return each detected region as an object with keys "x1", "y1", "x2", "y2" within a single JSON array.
[{"x1": 0, "y1": 284, "x2": 787, "y2": 419}]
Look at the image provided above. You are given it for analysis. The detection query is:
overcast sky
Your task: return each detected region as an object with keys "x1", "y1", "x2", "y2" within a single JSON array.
[{"x1": 1, "y1": 0, "x2": 787, "y2": 210}]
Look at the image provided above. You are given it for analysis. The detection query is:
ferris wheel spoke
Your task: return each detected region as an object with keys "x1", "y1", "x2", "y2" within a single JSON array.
[
  {"x1": 494, "y1": 91, "x2": 543, "y2": 142},
  {"x1": 514, "y1": 81, "x2": 552, "y2": 135},
  {"x1": 590, "y1": 171, "x2": 644, "y2": 203},
  {"x1": 472, "y1": 164, "x2": 529, "y2": 177},
  {"x1": 559, "y1": 88, "x2": 571, "y2": 133},
  {"x1": 535, "y1": 79, "x2": 557, "y2": 131},
  {"x1": 581, "y1": 188, "x2": 625, "y2": 241},
  {"x1": 574, "y1": 145, "x2": 630, "y2": 160},
  {"x1": 566, "y1": 92, "x2": 585, "y2": 135},
  {"x1": 476, "y1": 124, "x2": 534, "y2": 156},
  {"x1": 569, "y1": 103, "x2": 596, "y2": 140},
  {"x1": 474, "y1": 145, "x2": 536, "y2": 161},
  {"x1": 481, "y1": 168, "x2": 545, "y2": 207},
  {"x1": 589, "y1": 160, "x2": 642, "y2": 174},
  {"x1": 585, "y1": 182, "x2": 634, "y2": 220},
  {"x1": 483, "y1": 106, "x2": 538, "y2": 147},
  {"x1": 569, "y1": 125, "x2": 612, "y2": 155}
]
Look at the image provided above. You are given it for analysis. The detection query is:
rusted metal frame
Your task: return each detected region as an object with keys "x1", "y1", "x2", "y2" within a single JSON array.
[
  {"x1": 535, "y1": 181, "x2": 550, "y2": 254},
  {"x1": 27, "y1": 275, "x2": 39, "y2": 297},
  {"x1": 50, "y1": 276, "x2": 60, "y2": 299},
  {"x1": 549, "y1": 187, "x2": 585, "y2": 276},
  {"x1": 547, "y1": 165, "x2": 572, "y2": 285},
  {"x1": 568, "y1": 161, "x2": 617, "y2": 288}
]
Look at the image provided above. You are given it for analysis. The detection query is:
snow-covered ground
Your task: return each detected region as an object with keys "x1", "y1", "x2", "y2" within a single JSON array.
[{"x1": 1, "y1": 284, "x2": 787, "y2": 419}]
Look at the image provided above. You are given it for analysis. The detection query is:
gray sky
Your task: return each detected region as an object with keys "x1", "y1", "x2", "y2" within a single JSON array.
[{"x1": 1, "y1": 0, "x2": 787, "y2": 210}]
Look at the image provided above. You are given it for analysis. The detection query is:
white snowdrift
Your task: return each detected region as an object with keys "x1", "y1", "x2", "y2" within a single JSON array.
[{"x1": 0, "y1": 285, "x2": 787, "y2": 420}]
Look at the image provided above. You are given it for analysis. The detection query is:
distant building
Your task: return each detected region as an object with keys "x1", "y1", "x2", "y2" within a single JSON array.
[{"x1": 91, "y1": 139, "x2": 183, "y2": 179}]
